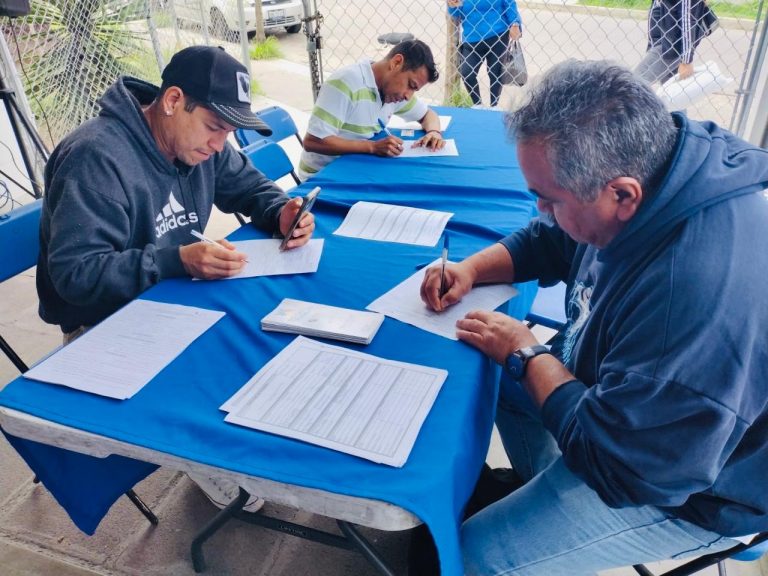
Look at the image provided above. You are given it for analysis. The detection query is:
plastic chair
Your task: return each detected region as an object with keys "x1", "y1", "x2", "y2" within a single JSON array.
[
  {"x1": 0, "y1": 199, "x2": 158, "y2": 527},
  {"x1": 0, "y1": 200, "x2": 42, "y2": 372},
  {"x1": 633, "y1": 532, "x2": 768, "y2": 576},
  {"x1": 235, "y1": 106, "x2": 303, "y2": 149},
  {"x1": 525, "y1": 281, "x2": 567, "y2": 331},
  {"x1": 242, "y1": 139, "x2": 301, "y2": 186}
]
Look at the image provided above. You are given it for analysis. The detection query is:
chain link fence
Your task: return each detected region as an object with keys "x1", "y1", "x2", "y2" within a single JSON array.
[{"x1": 0, "y1": 0, "x2": 765, "y2": 155}]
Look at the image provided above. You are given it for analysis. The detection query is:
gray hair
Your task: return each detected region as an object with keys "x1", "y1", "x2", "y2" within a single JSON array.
[{"x1": 505, "y1": 60, "x2": 677, "y2": 202}]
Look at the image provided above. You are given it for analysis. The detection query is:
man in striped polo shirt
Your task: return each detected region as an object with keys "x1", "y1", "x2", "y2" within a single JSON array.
[{"x1": 299, "y1": 39, "x2": 444, "y2": 180}]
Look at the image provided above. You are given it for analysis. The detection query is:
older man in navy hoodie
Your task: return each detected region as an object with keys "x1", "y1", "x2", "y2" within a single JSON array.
[
  {"x1": 37, "y1": 46, "x2": 315, "y2": 514},
  {"x1": 421, "y1": 60, "x2": 768, "y2": 574}
]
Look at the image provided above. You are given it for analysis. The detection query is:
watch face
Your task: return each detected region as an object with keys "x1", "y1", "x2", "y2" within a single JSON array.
[{"x1": 505, "y1": 352, "x2": 525, "y2": 379}]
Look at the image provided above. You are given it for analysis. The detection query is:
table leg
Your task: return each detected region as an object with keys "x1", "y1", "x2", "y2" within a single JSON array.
[
  {"x1": 337, "y1": 520, "x2": 397, "y2": 576},
  {"x1": 191, "y1": 486, "x2": 251, "y2": 573}
]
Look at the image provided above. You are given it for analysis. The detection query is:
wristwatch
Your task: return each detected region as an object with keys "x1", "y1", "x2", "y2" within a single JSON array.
[{"x1": 504, "y1": 345, "x2": 551, "y2": 379}]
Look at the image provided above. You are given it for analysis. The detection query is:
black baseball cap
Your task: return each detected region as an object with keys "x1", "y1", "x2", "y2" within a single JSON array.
[{"x1": 161, "y1": 45, "x2": 272, "y2": 135}]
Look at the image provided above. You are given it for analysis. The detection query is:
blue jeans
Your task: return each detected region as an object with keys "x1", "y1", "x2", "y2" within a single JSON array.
[{"x1": 461, "y1": 374, "x2": 738, "y2": 575}]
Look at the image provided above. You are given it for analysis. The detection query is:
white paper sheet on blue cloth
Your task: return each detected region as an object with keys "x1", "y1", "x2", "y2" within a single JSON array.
[
  {"x1": 367, "y1": 259, "x2": 519, "y2": 340},
  {"x1": 222, "y1": 336, "x2": 447, "y2": 467}
]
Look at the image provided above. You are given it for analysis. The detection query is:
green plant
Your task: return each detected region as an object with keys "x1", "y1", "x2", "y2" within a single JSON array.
[
  {"x1": 248, "y1": 36, "x2": 283, "y2": 60},
  {"x1": 445, "y1": 82, "x2": 473, "y2": 108},
  {"x1": 250, "y1": 78, "x2": 264, "y2": 96},
  {"x1": 14, "y1": 0, "x2": 149, "y2": 143},
  {"x1": 576, "y1": 0, "x2": 760, "y2": 19}
]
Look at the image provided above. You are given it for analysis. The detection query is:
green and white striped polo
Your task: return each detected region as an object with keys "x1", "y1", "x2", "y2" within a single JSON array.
[{"x1": 298, "y1": 58, "x2": 429, "y2": 180}]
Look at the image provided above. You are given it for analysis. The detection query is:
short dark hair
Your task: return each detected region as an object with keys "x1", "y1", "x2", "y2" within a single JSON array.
[
  {"x1": 386, "y1": 39, "x2": 439, "y2": 83},
  {"x1": 156, "y1": 83, "x2": 204, "y2": 113}
]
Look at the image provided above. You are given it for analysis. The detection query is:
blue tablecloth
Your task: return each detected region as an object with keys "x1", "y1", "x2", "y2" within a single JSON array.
[{"x1": 0, "y1": 107, "x2": 536, "y2": 575}]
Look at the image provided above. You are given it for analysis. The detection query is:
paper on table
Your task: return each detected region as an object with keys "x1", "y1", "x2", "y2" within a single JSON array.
[
  {"x1": 366, "y1": 259, "x2": 518, "y2": 340},
  {"x1": 23, "y1": 300, "x2": 225, "y2": 399},
  {"x1": 261, "y1": 298, "x2": 385, "y2": 345},
  {"x1": 396, "y1": 139, "x2": 458, "y2": 159},
  {"x1": 386, "y1": 114, "x2": 452, "y2": 132},
  {"x1": 333, "y1": 201, "x2": 452, "y2": 247},
  {"x1": 222, "y1": 336, "x2": 447, "y2": 467},
  {"x1": 207, "y1": 239, "x2": 323, "y2": 279}
]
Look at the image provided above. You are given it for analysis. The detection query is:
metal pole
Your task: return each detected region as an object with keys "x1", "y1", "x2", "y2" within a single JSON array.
[
  {"x1": 301, "y1": 0, "x2": 323, "y2": 101},
  {"x1": 199, "y1": 0, "x2": 211, "y2": 46},
  {"x1": 236, "y1": 0, "x2": 252, "y2": 76},
  {"x1": 729, "y1": 0, "x2": 766, "y2": 133},
  {"x1": 167, "y1": 0, "x2": 182, "y2": 47},
  {"x1": 145, "y1": 0, "x2": 166, "y2": 75}
]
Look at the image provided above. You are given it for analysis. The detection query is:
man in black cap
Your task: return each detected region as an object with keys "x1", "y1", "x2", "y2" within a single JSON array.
[
  {"x1": 37, "y1": 46, "x2": 314, "y2": 512},
  {"x1": 39, "y1": 45, "x2": 314, "y2": 338}
]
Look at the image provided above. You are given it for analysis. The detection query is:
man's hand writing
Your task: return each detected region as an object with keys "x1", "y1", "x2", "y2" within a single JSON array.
[
  {"x1": 371, "y1": 135, "x2": 404, "y2": 157},
  {"x1": 420, "y1": 261, "x2": 475, "y2": 312},
  {"x1": 278, "y1": 197, "x2": 316, "y2": 250},
  {"x1": 180, "y1": 239, "x2": 247, "y2": 279}
]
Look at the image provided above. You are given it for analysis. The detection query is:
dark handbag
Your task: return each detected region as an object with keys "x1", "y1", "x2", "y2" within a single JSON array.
[{"x1": 501, "y1": 40, "x2": 528, "y2": 87}]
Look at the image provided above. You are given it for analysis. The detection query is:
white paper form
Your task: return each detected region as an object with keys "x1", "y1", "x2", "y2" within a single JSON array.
[
  {"x1": 333, "y1": 202, "x2": 453, "y2": 247},
  {"x1": 366, "y1": 259, "x2": 518, "y2": 340},
  {"x1": 396, "y1": 139, "x2": 458, "y2": 159},
  {"x1": 222, "y1": 336, "x2": 447, "y2": 467},
  {"x1": 218, "y1": 239, "x2": 323, "y2": 279},
  {"x1": 387, "y1": 115, "x2": 452, "y2": 132},
  {"x1": 24, "y1": 300, "x2": 225, "y2": 399}
]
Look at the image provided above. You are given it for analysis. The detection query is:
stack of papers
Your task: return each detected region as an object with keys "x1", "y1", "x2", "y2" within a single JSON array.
[
  {"x1": 23, "y1": 300, "x2": 225, "y2": 399},
  {"x1": 221, "y1": 336, "x2": 447, "y2": 467},
  {"x1": 261, "y1": 298, "x2": 385, "y2": 345}
]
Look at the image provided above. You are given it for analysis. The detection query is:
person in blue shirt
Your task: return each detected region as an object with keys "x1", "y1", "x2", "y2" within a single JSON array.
[
  {"x1": 421, "y1": 60, "x2": 768, "y2": 574},
  {"x1": 448, "y1": 0, "x2": 522, "y2": 108}
]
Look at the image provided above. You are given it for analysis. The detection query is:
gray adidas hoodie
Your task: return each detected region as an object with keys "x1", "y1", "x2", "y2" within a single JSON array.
[{"x1": 37, "y1": 76, "x2": 289, "y2": 333}]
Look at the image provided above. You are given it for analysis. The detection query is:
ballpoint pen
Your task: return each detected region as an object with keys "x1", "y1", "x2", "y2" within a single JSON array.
[
  {"x1": 190, "y1": 229, "x2": 216, "y2": 244},
  {"x1": 377, "y1": 118, "x2": 393, "y2": 137},
  {"x1": 190, "y1": 229, "x2": 249, "y2": 262},
  {"x1": 439, "y1": 234, "x2": 450, "y2": 298}
]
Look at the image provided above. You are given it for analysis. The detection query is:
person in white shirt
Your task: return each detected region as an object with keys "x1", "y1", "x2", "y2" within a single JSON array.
[{"x1": 299, "y1": 39, "x2": 445, "y2": 180}]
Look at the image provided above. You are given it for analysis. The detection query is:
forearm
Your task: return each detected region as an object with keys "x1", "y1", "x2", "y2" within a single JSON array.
[
  {"x1": 521, "y1": 354, "x2": 577, "y2": 407},
  {"x1": 461, "y1": 242, "x2": 516, "y2": 285},
  {"x1": 419, "y1": 109, "x2": 442, "y2": 134},
  {"x1": 303, "y1": 134, "x2": 373, "y2": 156}
]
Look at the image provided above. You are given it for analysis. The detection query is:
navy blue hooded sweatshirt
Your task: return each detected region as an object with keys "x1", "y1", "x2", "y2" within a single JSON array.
[
  {"x1": 38, "y1": 77, "x2": 289, "y2": 333},
  {"x1": 502, "y1": 113, "x2": 768, "y2": 537}
]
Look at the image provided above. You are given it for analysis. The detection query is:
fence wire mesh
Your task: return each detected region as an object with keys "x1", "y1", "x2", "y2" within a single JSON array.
[{"x1": 0, "y1": 0, "x2": 765, "y2": 152}]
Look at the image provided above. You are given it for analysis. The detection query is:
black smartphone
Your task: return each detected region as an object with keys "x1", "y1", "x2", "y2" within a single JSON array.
[{"x1": 279, "y1": 186, "x2": 320, "y2": 250}]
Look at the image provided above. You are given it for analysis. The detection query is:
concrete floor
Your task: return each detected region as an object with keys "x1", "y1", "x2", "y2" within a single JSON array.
[{"x1": 1, "y1": 33, "x2": 766, "y2": 576}]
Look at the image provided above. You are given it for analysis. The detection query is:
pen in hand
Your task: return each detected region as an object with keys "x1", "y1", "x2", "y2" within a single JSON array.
[
  {"x1": 190, "y1": 230, "x2": 249, "y2": 262},
  {"x1": 439, "y1": 234, "x2": 450, "y2": 298},
  {"x1": 190, "y1": 229, "x2": 216, "y2": 245},
  {"x1": 377, "y1": 118, "x2": 393, "y2": 137}
]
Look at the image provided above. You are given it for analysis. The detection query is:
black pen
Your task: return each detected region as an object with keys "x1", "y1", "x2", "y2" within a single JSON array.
[{"x1": 439, "y1": 234, "x2": 449, "y2": 297}]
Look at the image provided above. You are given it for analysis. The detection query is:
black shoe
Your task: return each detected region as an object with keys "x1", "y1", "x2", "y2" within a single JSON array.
[{"x1": 463, "y1": 464, "x2": 524, "y2": 519}]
